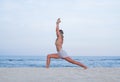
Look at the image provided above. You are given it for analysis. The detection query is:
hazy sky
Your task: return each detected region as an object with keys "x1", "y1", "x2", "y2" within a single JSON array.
[{"x1": 0, "y1": 0, "x2": 120, "y2": 56}]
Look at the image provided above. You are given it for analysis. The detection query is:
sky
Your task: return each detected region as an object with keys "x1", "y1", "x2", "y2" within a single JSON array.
[{"x1": 0, "y1": 0, "x2": 120, "y2": 56}]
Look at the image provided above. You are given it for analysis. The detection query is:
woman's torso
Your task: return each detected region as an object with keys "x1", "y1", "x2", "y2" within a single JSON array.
[{"x1": 55, "y1": 38, "x2": 63, "y2": 52}]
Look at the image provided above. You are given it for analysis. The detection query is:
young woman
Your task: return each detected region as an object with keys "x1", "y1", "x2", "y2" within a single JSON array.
[{"x1": 46, "y1": 18, "x2": 87, "y2": 69}]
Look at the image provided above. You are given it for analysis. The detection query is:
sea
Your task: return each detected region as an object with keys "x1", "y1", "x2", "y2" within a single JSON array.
[{"x1": 0, "y1": 56, "x2": 120, "y2": 68}]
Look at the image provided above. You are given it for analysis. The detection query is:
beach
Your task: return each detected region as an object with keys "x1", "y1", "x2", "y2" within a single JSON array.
[{"x1": 0, "y1": 67, "x2": 120, "y2": 82}]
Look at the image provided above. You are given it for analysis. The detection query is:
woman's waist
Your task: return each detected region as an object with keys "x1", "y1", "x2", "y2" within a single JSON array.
[{"x1": 56, "y1": 46, "x2": 62, "y2": 52}]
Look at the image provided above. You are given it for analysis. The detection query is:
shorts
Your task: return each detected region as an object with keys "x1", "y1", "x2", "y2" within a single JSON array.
[{"x1": 58, "y1": 49, "x2": 69, "y2": 58}]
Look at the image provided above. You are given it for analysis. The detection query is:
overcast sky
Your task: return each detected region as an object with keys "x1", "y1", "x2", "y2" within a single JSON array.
[{"x1": 0, "y1": 0, "x2": 120, "y2": 56}]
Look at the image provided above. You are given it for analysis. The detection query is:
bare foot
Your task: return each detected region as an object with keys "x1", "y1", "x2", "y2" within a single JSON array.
[
  {"x1": 83, "y1": 66, "x2": 88, "y2": 69},
  {"x1": 46, "y1": 65, "x2": 49, "y2": 68}
]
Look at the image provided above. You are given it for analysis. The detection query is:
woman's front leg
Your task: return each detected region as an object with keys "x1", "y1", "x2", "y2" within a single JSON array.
[{"x1": 46, "y1": 53, "x2": 60, "y2": 68}]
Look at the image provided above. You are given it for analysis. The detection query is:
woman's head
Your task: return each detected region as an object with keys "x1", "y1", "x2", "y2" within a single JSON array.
[
  {"x1": 59, "y1": 29, "x2": 64, "y2": 38},
  {"x1": 59, "y1": 29, "x2": 64, "y2": 34}
]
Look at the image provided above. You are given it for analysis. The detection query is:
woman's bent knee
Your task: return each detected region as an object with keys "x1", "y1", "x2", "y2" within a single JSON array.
[{"x1": 47, "y1": 54, "x2": 51, "y2": 58}]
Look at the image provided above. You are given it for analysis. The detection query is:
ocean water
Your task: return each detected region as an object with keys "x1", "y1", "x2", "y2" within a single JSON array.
[{"x1": 0, "y1": 56, "x2": 120, "y2": 68}]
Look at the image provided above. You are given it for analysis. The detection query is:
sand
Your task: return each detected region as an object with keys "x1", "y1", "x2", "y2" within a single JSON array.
[{"x1": 0, "y1": 67, "x2": 120, "y2": 82}]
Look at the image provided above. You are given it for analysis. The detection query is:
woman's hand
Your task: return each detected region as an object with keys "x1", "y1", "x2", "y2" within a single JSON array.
[{"x1": 56, "y1": 18, "x2": 61, "y2": 24}]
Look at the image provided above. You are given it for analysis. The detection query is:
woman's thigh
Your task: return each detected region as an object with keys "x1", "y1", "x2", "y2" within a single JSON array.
[{"x1": 48, "y1": 53, "x2": 60, "y2": 59}]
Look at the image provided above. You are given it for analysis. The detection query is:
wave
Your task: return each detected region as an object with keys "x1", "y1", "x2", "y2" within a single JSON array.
[{"x1": 0, "y1": 56, "x2": 120, "y2": 67}]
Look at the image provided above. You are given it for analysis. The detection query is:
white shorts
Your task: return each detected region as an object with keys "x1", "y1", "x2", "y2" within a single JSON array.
[{"x1": 58, "y1": 49, "x2": 69, "y2": 58}]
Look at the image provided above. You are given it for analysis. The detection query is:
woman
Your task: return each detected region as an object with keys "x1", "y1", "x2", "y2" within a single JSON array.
[{"x1": 46, "y1": 18, "x2": 87, "y2": 69}]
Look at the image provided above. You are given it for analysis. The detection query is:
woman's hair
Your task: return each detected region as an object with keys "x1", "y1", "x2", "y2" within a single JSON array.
[
  {"x1": 59, "y1": 29, "x2": 64, "y2": 38},
  {"x1": 59, "y1": 29, "x2": 64, "y2": 34}
]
